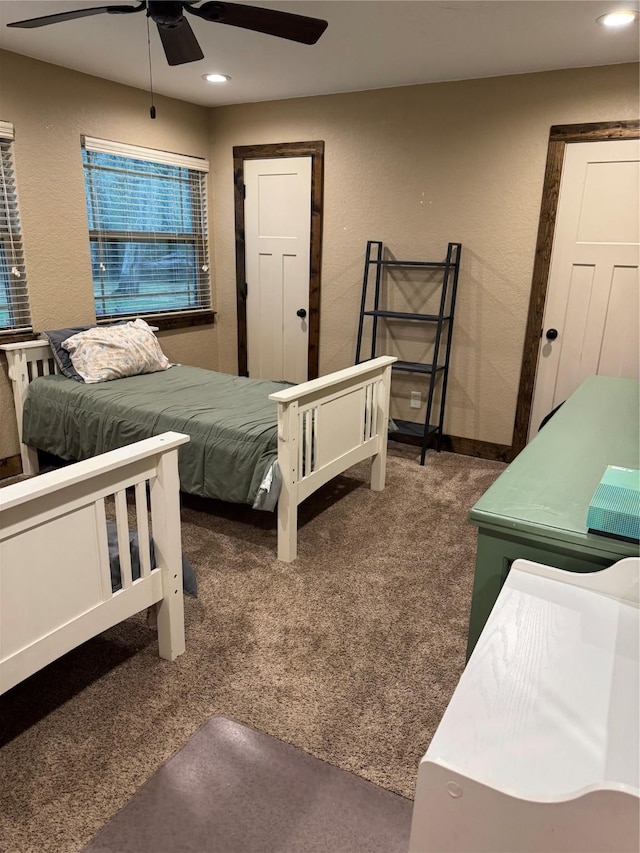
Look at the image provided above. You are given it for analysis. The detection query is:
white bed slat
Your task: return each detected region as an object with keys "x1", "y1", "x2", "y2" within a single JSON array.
[
  {"x1": 371, "y1": 381, "x2": 379, "y2": 439},
  {"x1": 134, "y1": 480, "x2": 152, "y2": 579},
  {"x1": 304, "y1": 411, "x2": 309, "y2": 478},
  {"x1": 114, "y1": 489, "x2": 133, "y2": 589},
  {"x1": 309, "y1": 409, "x2": 314, "y2": 477},
  {"x1": 311, "y1": 406, "x2": 318, "y2": 474},
  {"x1": 298, "y1": 412, "x2": 306, "y2": 479},
  {"x1": 312, "y1": 407, "x2": 318, "y2": 476},
  {"x1": 94, "y1": 498, "x2": 114, "y2": 602},
  {"x1": 298, "y1": 407, "x2": 321, "y2": 482}
]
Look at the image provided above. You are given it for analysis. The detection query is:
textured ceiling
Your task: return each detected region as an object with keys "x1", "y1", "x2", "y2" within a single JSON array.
[{"x1": 0, "y1": 1, "x2": 638, "y2": 106}]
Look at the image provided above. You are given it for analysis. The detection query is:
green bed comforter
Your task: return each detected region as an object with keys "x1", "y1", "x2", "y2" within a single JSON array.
[{"x1": 22, "y1": 366, "x2": 288, "y2": 506}]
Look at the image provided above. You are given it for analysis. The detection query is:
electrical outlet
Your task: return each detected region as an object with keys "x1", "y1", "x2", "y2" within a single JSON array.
[{"x1": 410, "y1": 391, "x2": 421, "y2": 409}]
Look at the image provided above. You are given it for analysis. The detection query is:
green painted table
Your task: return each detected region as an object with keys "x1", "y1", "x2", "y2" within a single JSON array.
[{"x1": 466, "y1": 375, "x2": 639, "y2": 658}]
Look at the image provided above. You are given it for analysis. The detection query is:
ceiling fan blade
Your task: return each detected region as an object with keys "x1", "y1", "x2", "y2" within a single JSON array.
[
  {"x1": 157, "y1": 18, "x2": 204, "y2": 65},
  {"x1": 187, "y1": 1, "x2": 328, "y2": 45},
  {"x1": 6, "y1": 4, "x2": 143, "y2": 28}
]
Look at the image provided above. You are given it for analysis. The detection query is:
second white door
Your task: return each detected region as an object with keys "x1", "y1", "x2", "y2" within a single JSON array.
[
  {"x1": 529, "y1": 138, "x2": 640, "y2": 439},
  {"x1": 244, "y1": 156, "x2": 312, "y2": 383}
]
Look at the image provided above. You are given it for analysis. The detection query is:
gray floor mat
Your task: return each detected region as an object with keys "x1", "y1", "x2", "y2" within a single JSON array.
[{"x1": 83, "y1": 716, "x2": 413, "y2": 853}]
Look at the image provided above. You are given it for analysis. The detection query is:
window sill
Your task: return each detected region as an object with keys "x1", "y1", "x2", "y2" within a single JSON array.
[
  {"x1": 0, "y1": 311, "x2": 216, "y2": 346},
  {"x1": 97, "y1": 310, "x2": 216, "y2": 332},
  {"x1": 0, "y1": 330, "x2": 37, "y2": 345}
]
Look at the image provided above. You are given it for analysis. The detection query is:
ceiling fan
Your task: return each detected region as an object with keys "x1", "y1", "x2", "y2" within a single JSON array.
[{"x1": 6, "y1": 1, "x2": 329, "y2": 66}]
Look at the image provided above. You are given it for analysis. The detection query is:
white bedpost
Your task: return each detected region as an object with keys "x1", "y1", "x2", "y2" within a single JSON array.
[
  {"x1": 370, "y1": 360, "x2": 393, "y2": 491},
  {"x1": 0, "y1": 345, "x2": 40, "y2": 475},
  {"x1": 148, "y1": 437, "x2": 186, "y2": 660},
  {"x1": 276, "y1": 398, "x2": 299, "y2": 563}
]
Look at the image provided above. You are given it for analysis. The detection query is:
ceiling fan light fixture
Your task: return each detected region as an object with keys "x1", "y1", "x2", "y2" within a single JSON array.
[
  {"x1": 7, "y1": 2, "x2": 328, "y2": 67},
  {"x1": 202, "y1": 73, "x2": 231, "y2": 83},
  {"x1": 596, "y1": 10, "x2": 638, "y2": 27}
]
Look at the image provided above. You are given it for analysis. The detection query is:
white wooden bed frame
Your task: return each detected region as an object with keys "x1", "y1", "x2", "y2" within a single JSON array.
[
  {"x1": 1, "y1": 341, "x2": 396, "y2": 563},
  {"x1": 0, "y1": 431, "x2": 189, "y2": 695}
]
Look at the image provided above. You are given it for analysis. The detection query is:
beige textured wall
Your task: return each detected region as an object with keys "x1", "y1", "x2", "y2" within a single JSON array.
[
  {"x1": 0, "y1": 57, "x2": 638, "y2": 461},
  {"x1": 0, "y1": 50, "x2": 216, "y2": 458},
  {"x1": 209, "y1": 63, "x2": 639, "y2": 446}
]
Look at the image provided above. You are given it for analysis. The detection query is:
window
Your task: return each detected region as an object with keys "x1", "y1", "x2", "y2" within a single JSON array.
[
  {"x1": 82, "y1": 137, "x2": 211, "y2": 321},
  {"x1": 0, "y1": 121, "x2": 31, "y2": 335}
]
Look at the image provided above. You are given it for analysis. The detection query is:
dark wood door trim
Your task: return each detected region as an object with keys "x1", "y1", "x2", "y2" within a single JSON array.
[
  {"x1": 233, "y1": 141, "x2": 324, "y2": 379},
  {"x1": 511, "y1": 120, "x2": 639, "y2": 458}
]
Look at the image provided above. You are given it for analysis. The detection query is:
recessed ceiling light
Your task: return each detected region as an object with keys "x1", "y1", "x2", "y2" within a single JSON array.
[
  {"x1": 202, "y1": 73, "x2": 231, "y2": 83},
  {"x1": 596, "y1": 10, "x2": 638, "y2": 27}
]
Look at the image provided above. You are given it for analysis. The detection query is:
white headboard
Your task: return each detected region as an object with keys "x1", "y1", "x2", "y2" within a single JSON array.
[{"x1": 1, "y1": 340, "x2": 58, "y2": 475}]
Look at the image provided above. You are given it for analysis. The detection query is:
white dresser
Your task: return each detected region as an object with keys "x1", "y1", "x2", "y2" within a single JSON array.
[{"x1": 409, "y1": 556, "x2": 640, "y2": 853}]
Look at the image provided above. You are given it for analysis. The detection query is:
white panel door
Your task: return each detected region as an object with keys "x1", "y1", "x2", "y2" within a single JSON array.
[
  {"x1": 529, "y1": 139, "x2": 640, "y2": 440},
  {"x1": 245, "y1": 156, "x2": 312, "y2": 383}
]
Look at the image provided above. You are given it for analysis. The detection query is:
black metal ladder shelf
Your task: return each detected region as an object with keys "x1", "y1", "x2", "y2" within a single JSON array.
[{"x1": 355, "y1": 240, "x2": 462, "y2": 465}]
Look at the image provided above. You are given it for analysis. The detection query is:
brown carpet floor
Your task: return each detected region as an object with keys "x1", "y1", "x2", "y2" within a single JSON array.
[{"x1": 0, "y1": 445, "x2": 504, "y2": 853}]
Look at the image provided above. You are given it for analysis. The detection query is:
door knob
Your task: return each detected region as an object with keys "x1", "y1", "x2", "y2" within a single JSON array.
[
  {"x1": 545, "y1": 328, "x2": 558, "y2": 341},
  {"x1": 296, "y1": 308, "x2": 307, "y2": 319}
]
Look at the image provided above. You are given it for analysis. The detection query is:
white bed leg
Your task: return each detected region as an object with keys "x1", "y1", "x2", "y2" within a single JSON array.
[
  {"x1": 370, "y1": 448, "x2": 387, "y2": 491},
  {"x1": 370, "y1": 363, "x2": 392, "y2": 491},
  {"x1": 149, "y1": 444, "x2": 186, "y2": 661},
  {"x1": 275, "y1": 399, "x2": 299, "y2": 563},
  {"x1": 20, "y1": 444, "x2": 39, "y2": 476},
  {"x1": 277, "y1": 485, "x2": 298, "y2": 563},
  {"x1": 156, "y1": 595, "x2": 185, "y2": 661}
]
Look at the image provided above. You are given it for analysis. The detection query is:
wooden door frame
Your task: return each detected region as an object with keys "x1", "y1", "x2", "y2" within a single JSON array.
[
  {"x1": 511, "y1": 120, "x2": 640, "y2": 458},
  {"x1": 233, "y1": 140, "x2": 324, "y2": 379}
]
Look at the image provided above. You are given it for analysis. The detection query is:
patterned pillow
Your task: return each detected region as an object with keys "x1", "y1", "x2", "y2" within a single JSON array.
[
  {"x1": 62, "y1": 319, "x2": 171, "y2": 383},
  {"x1": 41, "y1": 321, "x2": 128, "y2": 381}
]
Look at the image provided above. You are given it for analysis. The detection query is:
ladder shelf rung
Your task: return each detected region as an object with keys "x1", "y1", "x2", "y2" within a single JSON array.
[
  {"x1": 363, "y1": 310, "x2": 450, "y2": 322},
  {"x1": 368, "y1": 260, "x2": 450, "y2": 268},
  {"x1": 391, "y1": 420, "x2": 440, "y2": 439},
  {"x1": 393, "y1": 361, "x2": 445, "y2": 375}
]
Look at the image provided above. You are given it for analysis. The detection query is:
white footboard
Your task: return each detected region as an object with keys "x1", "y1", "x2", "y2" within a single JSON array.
[
  {"x1": 270, "y1": 355, "x2": 396, "y2": 562},
  {"x1": 0, "y1": 431, "x2": 190, "y2": 695}
]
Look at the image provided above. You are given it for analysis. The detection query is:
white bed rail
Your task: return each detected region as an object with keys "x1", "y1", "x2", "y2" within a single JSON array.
[
  {"x1": 270, "y1": 355, "x2": 396, "y2": 562},
  {"x1": 0, "y1": 431, "x2": 190, "y2": 694}
]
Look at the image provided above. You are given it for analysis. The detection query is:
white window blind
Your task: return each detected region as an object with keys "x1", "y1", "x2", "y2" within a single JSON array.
[
  {"x1": 0, "y1": 121, "x2": 31, "y2": 334},
  {"x1": 81, "y1": 136, "x2": 211, "y2": 320}
]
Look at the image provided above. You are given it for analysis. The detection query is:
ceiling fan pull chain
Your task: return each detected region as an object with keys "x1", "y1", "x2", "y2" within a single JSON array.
[{"x1": 146, "y1": 15, "x2": 156, "y2": 119}]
